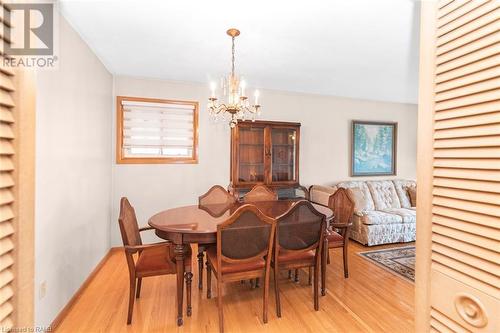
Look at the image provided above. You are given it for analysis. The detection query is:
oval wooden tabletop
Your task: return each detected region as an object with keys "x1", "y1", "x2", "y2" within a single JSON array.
[{"x1": 148, "y1": 200, "x2": 333, "y2": 234}]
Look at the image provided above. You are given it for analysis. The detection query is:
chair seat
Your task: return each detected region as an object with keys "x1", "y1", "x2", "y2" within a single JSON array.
[
  {"x1": 207, "y1": 247, "x2": 265, "y2": 274},
  {"x1": 277, "y1": 250, "x2": 315, "y2": 264},
  {"x1": 136, "y1": 244, "x2": 192, "y2": 276},
  {"x1": 326, "y1": 229, "x2": 344, "y2": 248}
]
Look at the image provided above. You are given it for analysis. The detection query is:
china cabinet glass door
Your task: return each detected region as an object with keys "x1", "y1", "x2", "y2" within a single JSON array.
[
  {"x1": 271, "y1": 128, "x2": 297, "y2": 183},
  {"x1": 237, "y1": 126, "x2": 266, "y2": 183}
]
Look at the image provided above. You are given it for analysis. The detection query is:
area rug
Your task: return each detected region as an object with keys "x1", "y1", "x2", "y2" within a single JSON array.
[{"x1": 358, "y1": 246, "x2": 415, "y2": 282}]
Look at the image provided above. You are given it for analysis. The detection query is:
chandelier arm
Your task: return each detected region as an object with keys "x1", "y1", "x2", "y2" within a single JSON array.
[
  {"x1": 209, "y1": 103, "x2": 224, "y2": 115},
  {"x1": 216, "y1": 104, "x2": 227, "y2": 114}
]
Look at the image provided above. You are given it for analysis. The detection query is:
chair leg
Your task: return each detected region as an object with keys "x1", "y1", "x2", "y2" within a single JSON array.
[
  {"x1": 322, "y1": 239, "x2": 328, "y2": 296},
  {"x1": 127, "y1": 275, "x2": 136, "y2": 325},
  {"x1": 185, "y1": 272, "x2": 193, "y2": 316},
  {"x1": 217, "y1": 280, "x2": 224, "y2": 333},
  {"x1": 314, "y1": 265, "x2": 319, "y2": 311},
  {"x1": 273, "y1": 267, "x2": 281, "y2": 318},
  {"x1": 135, "y1": 277, "x2": 142, "y2": 298},
  {"x1": 343, "y1": 240, "x2": 349, "y2": 278},
  {"x1": 250, "y1": 279, "x2": 255, "y2": 289},
  {"x1": 288, "y1": 270, "x2": 292, "y2": 280},
  {"x1": 308, "y1": 267, "x2": 312, "y2": 286},
  {"x1": 206, "y1": 261, "x2": 212, "y2": 299},
  {"x1": 263, "y1": 272, "x2": 269, "y2": 323},
  {"x1": 294, "y1": 269, "x2": 299, "y2": 283},
  {"x1": 256, "y1": 277, "x2": 260, "y2": 288},
  {"x1": 198, "y1": 248, "x2": 204, "y2": 290}
]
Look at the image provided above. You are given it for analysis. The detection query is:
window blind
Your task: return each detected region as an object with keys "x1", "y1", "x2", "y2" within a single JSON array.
[
  {"x1": 0, "y1": 3, "x2": 15, "y2": 330},
  {"x1": 119, "y1": 99, "x2": 198, "y2": 162}
]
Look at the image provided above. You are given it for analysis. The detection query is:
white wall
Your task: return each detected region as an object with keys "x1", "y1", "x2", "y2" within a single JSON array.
[
  {"x1": 35, "y1": 16, "x2": 113, "y2": 327},
  {"x1": 111, "y1": 76, "x2": 417, "y2": 245}
]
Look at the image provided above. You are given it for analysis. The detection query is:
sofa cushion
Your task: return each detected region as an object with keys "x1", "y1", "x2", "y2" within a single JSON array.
[
  {"x1": 337, "y1": 181, "x2": 375, "y2": 211},
  {"x1": 361, "y1": 211, "x2": 403, "y2": 225},
  {"x1": 392, "y1": 179, "x2": 416, "y2": 208},
  {"x1": 367, "y1": 180, "x2": 401, "y2": 210},
  {"x1": 309, "y1": 185, "x2": 337, "y2": 207},
  {"x1": 346, "y1": 188, "x2": 373, "y2": 214},
  {"x1": 382, "y1": 208, "x2": 416, "y2": 223}
]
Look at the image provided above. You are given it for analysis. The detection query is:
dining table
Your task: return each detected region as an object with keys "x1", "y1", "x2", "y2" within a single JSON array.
[{"x1": 148, "y1": 199, "x2": 333, "y2": 326}]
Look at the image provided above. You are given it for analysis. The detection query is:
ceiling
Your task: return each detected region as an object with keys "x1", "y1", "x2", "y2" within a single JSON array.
[{"x1": 59, "y1": 0, "x2": 420, "y2": 104}]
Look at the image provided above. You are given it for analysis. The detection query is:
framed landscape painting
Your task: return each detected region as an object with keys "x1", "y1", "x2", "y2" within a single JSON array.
[{"x1": 351, "y1": 121, "x2": 397, "y2": 176}]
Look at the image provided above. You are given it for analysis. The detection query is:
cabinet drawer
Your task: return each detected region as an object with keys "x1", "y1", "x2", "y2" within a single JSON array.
[{"x1": 430, "y1": 269, "x2": 499, "y2": 332}]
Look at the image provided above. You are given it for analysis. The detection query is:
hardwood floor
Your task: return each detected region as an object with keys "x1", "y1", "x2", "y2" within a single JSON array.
[{"x1": 54, "y1": 241, "x2": 414, "y2": 332}]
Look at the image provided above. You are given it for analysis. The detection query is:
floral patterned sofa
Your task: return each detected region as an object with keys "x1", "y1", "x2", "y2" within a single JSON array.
[{"x1": 310, "y1": 179, "x2": 416, "y2": 246}]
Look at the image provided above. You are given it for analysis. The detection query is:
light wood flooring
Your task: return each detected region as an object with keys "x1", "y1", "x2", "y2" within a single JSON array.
[{"x1": 54, "y1": 241, "x2": 415, "y2": 332}]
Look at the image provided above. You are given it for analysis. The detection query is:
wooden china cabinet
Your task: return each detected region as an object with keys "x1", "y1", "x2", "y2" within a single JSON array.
[{"x1": 229, "y1": 120, "x2": 301, "y2": 194}]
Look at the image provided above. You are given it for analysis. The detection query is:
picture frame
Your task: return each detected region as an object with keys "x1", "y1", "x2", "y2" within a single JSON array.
[{"x1": 351, "y1": 120, "x2": 397, "y2": 177}]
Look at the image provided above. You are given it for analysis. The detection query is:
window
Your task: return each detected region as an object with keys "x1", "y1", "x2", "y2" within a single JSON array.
[{"x1": 116, "y1": 96, "x2": 198, "y2": 164}]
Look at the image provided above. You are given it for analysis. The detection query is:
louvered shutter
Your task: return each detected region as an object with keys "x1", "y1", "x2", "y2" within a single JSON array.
[
  {"x1": 117, "y1": 97, "x2": 198, "y2": 164},
  {"x1": 0, "y1": 3, "x2": 15, "y2": 330},
  {"x1": 418, "y1": 1, "x2": 500, "y2": 332}
]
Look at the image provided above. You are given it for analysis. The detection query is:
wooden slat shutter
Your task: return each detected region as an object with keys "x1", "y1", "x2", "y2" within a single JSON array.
[
  {"x1": 418, "y1": 1, "x2": 500, "y2": 332},
  {"x1": 0, "y1": 3, "x2": 15, "y2": 330}
]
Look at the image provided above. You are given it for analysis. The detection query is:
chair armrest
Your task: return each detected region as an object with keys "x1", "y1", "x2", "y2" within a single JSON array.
[
  {"x1": 139, "y1": 226, "x2": 154, "y2": 232},
  {"x1": 330, "y1": 222, "x2": 353, "y2": 229},
  {"x1": 124, "y1": 241, "x2": 170, "y2": 254}
]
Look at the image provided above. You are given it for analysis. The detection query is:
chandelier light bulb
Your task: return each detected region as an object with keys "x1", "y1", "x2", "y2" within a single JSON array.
[
  {"x1": 240, "y1": 80, "x2": 246, "y2": 96},
  {"x1": 210, "y1": 81, "x2": 216, "y2": 98}
]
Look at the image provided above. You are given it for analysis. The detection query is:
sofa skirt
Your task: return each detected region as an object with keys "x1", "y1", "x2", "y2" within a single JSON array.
[{"x1": 350, "y1": 215, "x2": 416, "y2": 246}]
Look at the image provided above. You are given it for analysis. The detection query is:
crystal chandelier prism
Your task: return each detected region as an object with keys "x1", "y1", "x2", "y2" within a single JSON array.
[{"x1": 208, "y1": 28, "x2": 261, "y2": 128}]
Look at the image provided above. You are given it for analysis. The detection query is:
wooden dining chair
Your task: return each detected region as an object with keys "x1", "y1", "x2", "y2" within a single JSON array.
[
  {"x1": 321, "y1": 188, "x2": 354, "y2": 295},
  {"x1": 241, "y1": 184, "x2": 277, "y2": 287},
  {"x1": 273, "y1": 200, "x2": 326, "y2": 316},
  {"x1": 118, "y1": 197, "x2": 192, "y2": 324},
  {"x1": 199, "y1": 185, "x2": 237, "y2": 206},
  {"x1": 206, "y1": 204, "x2": 275, "y2": 333},
  {"x1": 243, "y1": 184, "x2": 278, "y2": 203},
  {"x1": 197, "y1": 185, "x2": 237, "y2": 290}
]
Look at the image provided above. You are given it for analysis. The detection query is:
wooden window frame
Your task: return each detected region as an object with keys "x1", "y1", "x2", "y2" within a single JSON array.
[{"x1": 116, "y1": 96, "x2": 199, "y2": 164}]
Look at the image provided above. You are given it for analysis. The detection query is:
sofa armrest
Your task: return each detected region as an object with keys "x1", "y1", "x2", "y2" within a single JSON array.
[{"x1": 309, "y1": 185, "x2": 337, "y2": 207}]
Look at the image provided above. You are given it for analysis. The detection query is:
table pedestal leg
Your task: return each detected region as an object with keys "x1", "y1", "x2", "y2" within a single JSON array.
[{"x1": 174, "y1": 243, "x2": 186, "y2": 326}]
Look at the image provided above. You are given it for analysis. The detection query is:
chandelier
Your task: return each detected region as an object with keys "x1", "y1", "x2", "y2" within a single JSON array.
[{"x1": 208, "y1": 28, "x2": 261, "y2": 128}]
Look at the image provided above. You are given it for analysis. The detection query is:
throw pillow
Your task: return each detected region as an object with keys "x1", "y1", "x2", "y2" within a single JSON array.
[{"x1": 407, "y1": 187, "x2": 417, "y2": 207}]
